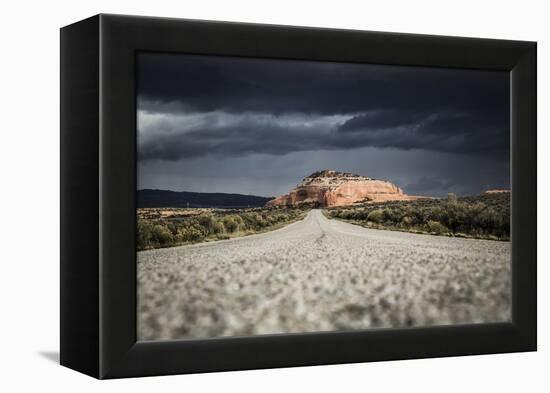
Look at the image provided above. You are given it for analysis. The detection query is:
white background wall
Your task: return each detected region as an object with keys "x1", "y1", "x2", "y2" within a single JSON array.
[{"x1": 0, "y1": 0, "x2": 546, "y2": 390}]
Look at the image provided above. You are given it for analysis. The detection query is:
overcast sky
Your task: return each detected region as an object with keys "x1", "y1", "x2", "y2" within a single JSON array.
[{"x1": 137, "y1": 52, "x2": 510, "y2": 197}]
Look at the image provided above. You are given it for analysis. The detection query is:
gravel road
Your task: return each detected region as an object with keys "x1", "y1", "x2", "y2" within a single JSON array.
[{"x1": 138, "y1": 209, "x2": 511, "y2": 341}]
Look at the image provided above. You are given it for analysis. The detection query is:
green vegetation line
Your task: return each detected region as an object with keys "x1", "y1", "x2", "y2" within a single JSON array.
[
  {"x1": 137, "y1": 207, "x2": 308, "y2": 251},
  {"x1": 324, "y1": 193, "x2": 509, "y2": 241}
]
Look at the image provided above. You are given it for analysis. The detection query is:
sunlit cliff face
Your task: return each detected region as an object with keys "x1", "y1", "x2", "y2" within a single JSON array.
[{"x1": 267, "y1": 170, "x2": 424, "y2": 207}]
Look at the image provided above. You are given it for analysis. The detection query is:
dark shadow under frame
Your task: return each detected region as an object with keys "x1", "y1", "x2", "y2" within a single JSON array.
[{"x1": 60, "y1": 14, "x2": 536, "y2": 379}]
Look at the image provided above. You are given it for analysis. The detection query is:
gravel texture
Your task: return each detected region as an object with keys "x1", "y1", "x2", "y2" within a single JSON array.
[{"x1": 137, "y1": 209, "x2": 511, "y2": 341}]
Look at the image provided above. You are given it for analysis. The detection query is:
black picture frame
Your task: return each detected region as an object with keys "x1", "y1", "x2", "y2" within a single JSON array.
[{"x1": 60, "y1": 14, "x2": 537, "y2": 379}]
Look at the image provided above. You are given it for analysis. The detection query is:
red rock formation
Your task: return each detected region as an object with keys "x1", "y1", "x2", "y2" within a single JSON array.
[{"x1": 266, "y1": 170, "x2": 422, "y2": 207}]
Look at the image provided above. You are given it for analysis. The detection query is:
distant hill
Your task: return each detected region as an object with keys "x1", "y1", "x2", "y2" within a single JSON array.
[
  {"x1": 137, "y1": 189, "x2": 273, "y2": 208},
  {"x1": 267, "y1": 169, "x2": 425, "y2": 208}
]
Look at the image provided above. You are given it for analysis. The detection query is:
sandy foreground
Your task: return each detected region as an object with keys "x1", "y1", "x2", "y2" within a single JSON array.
[{"x1": 137, "y1": 209, "x2": 511, "y2": 341}]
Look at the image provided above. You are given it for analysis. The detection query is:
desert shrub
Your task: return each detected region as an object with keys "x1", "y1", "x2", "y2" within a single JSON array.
[
  {"x1": 426, "y1": 220, "x2": 448, "y2": 235},
  {"x1": 382, "y1": 208, "x2": 400, "y2": 223},
  {"x1": 327, "y1": 192, "x2": 509, "y2": 240},
  {"x1": 196, "y1": 214, "x2": 218, "y2": 235},
  {"x1": 223, "y1": 215, "x2": 241, "y2": 233},
  {"x1": 151, "y1": 224, "x2": 173, "y2": 246},
  {"x1": 275, "y1": 213, "x2": 289, "y2": 222},
  {"x1": 137, "y1": 207, "x2": 306, "y2": 250},
  {"x1": 425, "y1": 206, "x2": 444, "y2": 222},
  {"x1": 176, "y1": 226, "x2": 204, "y2": 242},
  {"x1": 400, "y1": 215, "x2": 413, "y2": 227},
  {"x1": 242, "y1": 212, "x2": 266, "y2": 230},
  {"x1": 356, "y1": 209, "x2": 370, "y2": 220},
  {"x1": 137, "y1": 219, "x2": 154, "y2": 250},
  {"x1": 476, "y1": 207, "x2": 499, "y2": 231},
  {"x1": 339, "y1": 210, "x2": 352, "y2": 220},
  {"x1": 367, "y1": 209, "x2": 384, "y2": 223},
  {"x1": 447, "y1": 193, "x2": 458, "y2": 205},
  {"x1": 212, "y1": 219, "x2": 226, "y2": 234}
]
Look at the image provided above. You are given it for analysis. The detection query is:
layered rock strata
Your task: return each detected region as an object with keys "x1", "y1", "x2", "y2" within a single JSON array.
[{"x1": 267, "y1": 170, "x2": 421, "y2": 207}]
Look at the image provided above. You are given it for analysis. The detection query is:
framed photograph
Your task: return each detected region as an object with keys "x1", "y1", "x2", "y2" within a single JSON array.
[{"x1": 60, "y1": 14, "x2": 536, "y2": 379}]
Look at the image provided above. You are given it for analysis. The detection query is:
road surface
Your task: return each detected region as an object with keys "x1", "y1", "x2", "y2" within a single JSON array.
[{"x1": 137, "y1": 209, "x2": 511, "y2": 340}]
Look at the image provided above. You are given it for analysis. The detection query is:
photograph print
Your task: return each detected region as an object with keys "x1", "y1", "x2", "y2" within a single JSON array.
[{"x1": 136, "y1": 52, "x2": 511, "y2": 341}]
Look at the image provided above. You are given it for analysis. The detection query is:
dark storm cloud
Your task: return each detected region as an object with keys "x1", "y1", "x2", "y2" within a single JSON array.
[
  {"x1": 138, "y1": 108, "x2": 508, "y2": 161},
  {"x1": 137, "y1": 111, "x2": 348, "y2": 160},
  {"x1": 403, "y1": 176, "x2": 454, "y2": 196},
  {"x1": 137, "y1": 53, "x2": 510, "y2": 196},
  {"x1": 139, "y1": 53, "x2": 509, "y2": 117},
  {"x1": 338, "y1": 110, "x2": 509, "y2": 157},
  {"x1": 138, "y1": 53, "x2": 509, "y2": 161}
]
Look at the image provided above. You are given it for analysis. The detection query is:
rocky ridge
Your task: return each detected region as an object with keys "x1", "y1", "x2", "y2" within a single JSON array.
[{"x1": 267, "y1": 170, "x2": 421, "y2": 207}]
